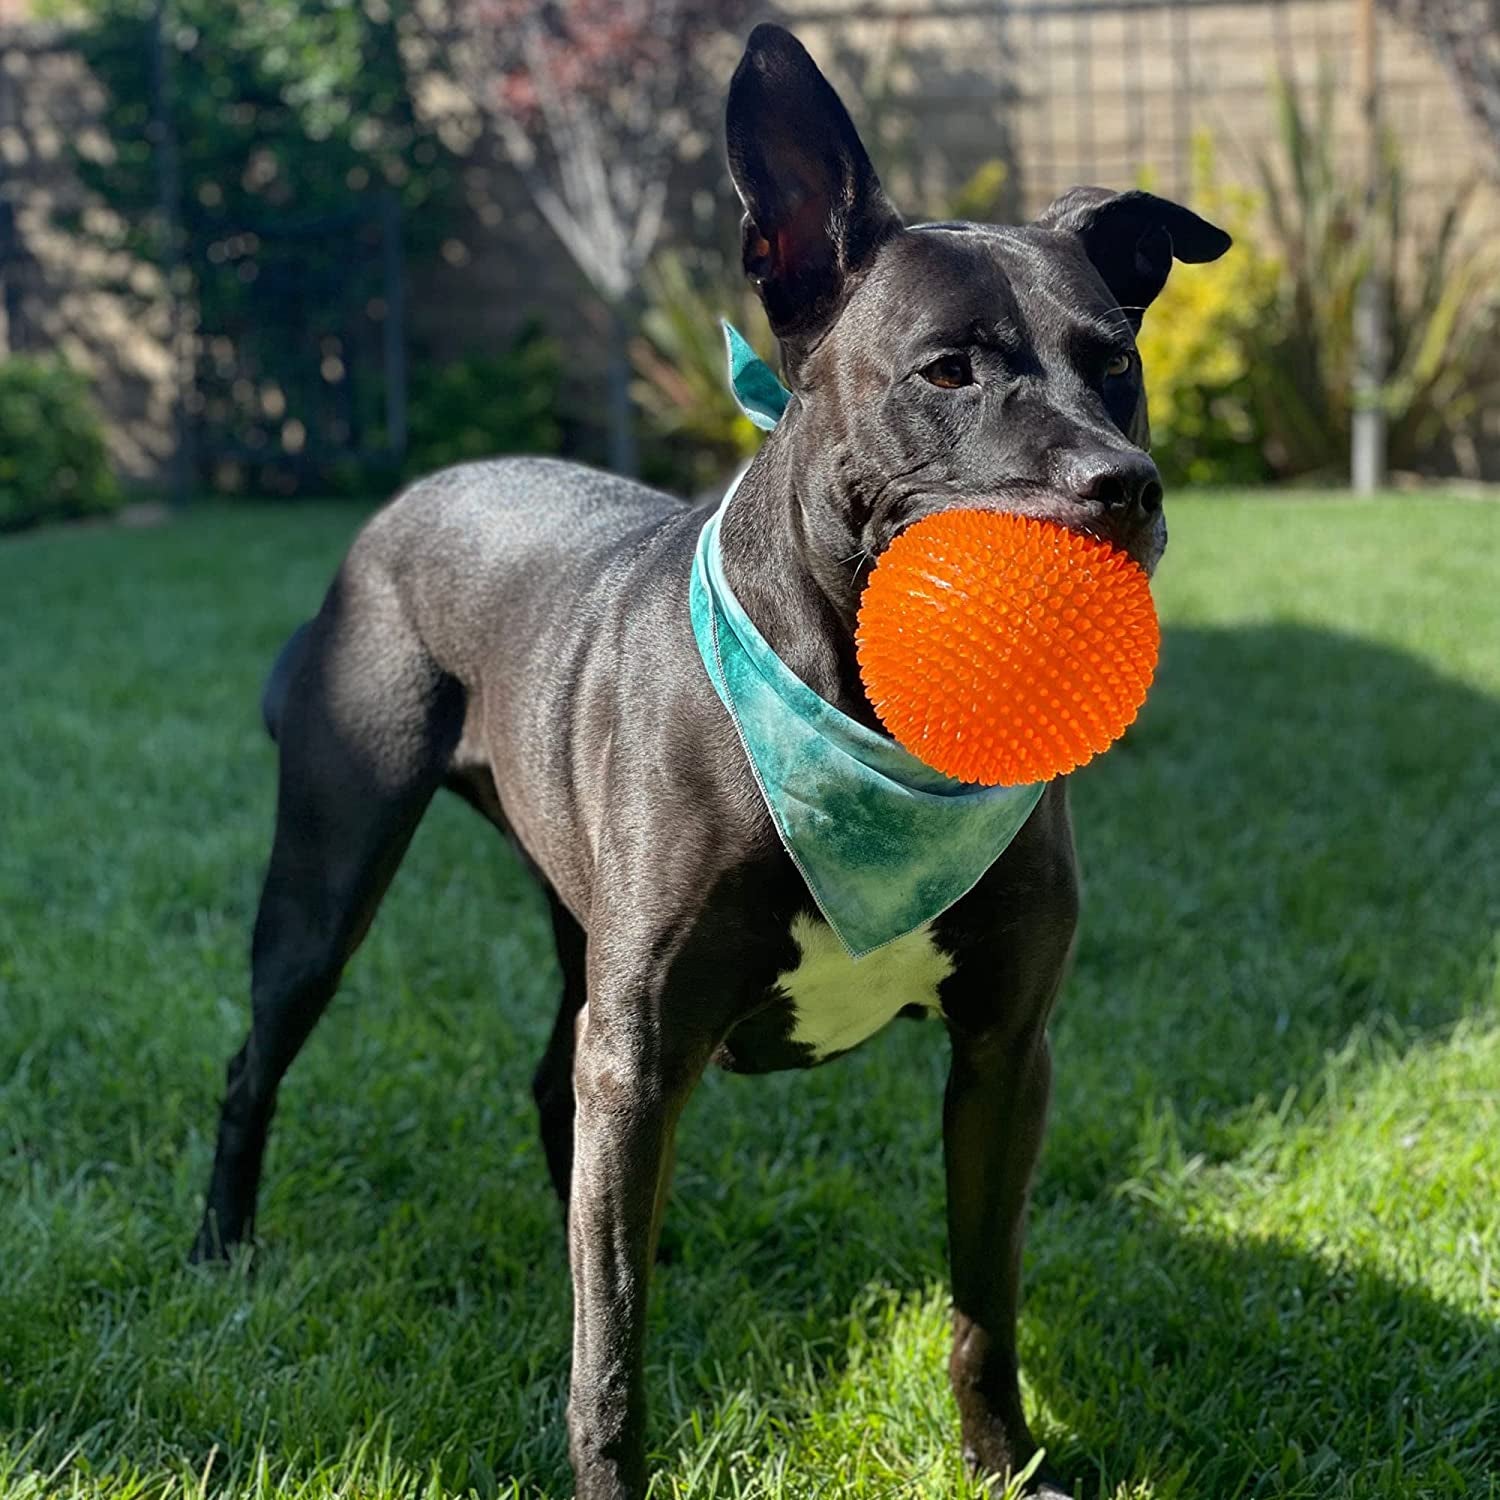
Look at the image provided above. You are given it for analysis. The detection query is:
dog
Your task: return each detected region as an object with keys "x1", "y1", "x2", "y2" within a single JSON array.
[{"x1": 191, "y1": 24, "x2": 1229, "y2": 1499}]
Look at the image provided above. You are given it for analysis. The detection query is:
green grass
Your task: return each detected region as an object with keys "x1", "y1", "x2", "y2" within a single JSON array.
[{"x1": 1, "y1": 492, "x2": 1497, "y2": 1500}]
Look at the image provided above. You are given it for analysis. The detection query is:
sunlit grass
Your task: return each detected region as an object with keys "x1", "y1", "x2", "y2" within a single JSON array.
[{"x1": 2, "y1": 492, "x2": 1497, "y2": 1498}]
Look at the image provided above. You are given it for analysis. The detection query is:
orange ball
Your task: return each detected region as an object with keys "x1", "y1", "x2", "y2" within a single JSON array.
[{"x1": 854, "y1": 509, "x2": 1160, "y2": 786}]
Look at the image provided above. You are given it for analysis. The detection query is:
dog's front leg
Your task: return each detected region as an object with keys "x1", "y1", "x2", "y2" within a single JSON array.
[
  {"x1": 566, "y1": 981, "x2": 712, "y2": 1500},
  {"x1": 944, "y1": 1020, "x2": 1067, "y2": 1497}
]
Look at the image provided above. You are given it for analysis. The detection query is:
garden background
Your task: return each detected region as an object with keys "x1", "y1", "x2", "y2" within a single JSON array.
[{"x1": 3, "y1": 0, "x2": 1500, "y2": 513}]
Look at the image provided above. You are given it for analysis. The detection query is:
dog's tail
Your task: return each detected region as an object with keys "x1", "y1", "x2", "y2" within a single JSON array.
[{"x1": 261, "y1": 621, "x2": 312, "y2": 743}]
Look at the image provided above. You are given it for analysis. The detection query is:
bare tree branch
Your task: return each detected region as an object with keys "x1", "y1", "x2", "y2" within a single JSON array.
[
  {"x1": 417, "y1": 0, "x2": 744, "y2": 304},
  {"x1": 1381, "y1": 0, "x2": 1500, "y2": 171}
]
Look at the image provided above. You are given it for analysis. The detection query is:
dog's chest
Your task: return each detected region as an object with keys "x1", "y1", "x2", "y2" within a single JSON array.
[{"x1": 773, "y1": 913, "x2": 952, "y2": 1061}]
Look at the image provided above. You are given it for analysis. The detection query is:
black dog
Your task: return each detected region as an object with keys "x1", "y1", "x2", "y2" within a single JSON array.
[{"x1": 192, "y1": 25, "x2": 1228, "y2": 1499}]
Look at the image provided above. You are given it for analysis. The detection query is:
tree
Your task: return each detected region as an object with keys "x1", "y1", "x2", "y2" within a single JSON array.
[
  {"x1": 419, "y1": 0, "x2": 748, "y2": 475},
  {"x1": 72, "y1": 0, "x2": 454, "y2": 491},
  {"x1": 1380, "y1": 0, "x2": 1500, "y2": 172}
]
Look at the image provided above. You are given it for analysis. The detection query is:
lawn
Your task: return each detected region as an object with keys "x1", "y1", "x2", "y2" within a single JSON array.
[{"x1": 1, "y1": 492, "x2": 1497, "y2": 1500}]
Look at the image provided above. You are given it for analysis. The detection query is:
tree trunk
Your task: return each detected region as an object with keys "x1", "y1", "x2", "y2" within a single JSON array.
[
  {"x1": 606, "y1": 298, "x2": 639, "y2": 478},
  {"x1": 1379, "y1": 0, "x2": 1500, "y2": 173}
]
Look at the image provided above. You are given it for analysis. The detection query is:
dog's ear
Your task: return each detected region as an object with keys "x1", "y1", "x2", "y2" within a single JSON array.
[
  {"x1": 726, "y1": 24, "x2": 901, "y2": 349},
  {"x1": 1036, "y1": 188, "x2": 1231, "y2": 328}
]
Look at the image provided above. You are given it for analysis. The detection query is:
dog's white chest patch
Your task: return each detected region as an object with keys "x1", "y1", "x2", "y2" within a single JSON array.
[{"x1": 777, "y1": 913, "x2": 953, "y2": 1059}]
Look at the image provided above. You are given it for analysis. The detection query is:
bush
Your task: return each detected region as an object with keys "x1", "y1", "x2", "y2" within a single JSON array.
[
  {"x1": 946, "y1": 158, "x2": 1011, "y2": 223},
  {"x1": 0, "y1": 358, "x2": 121, "y2": 533},
  {"x1": 403, "y1": 326, "x2": 564, "y2": 479},
  {"x1": 1249, "y1": 71, "x2": 1500, "y2": 478},
  {"x1": 1142, "y1": 84, "x2": 1500, "y2": 486},
  {"x1": 71, "y1": 0, "x2": 456, "y2": 495},
  {"x1": 630, "y1": 250, "x2": 774, "y2": 494},
  {"x1": 1136, "y1": 139, "x2": 1281, "y2": 488}
]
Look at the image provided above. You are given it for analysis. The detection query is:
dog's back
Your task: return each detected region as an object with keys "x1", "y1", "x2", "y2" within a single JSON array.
[{"x1": 253, "y1": 456, "x2": 728, "y2": 921}]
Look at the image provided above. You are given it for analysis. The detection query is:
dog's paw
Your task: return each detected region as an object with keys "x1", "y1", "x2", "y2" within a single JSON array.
[
  {"x1": 187, "y1": 1232, "x2": 230, "y2": 1266},
  {"x1": 967, "y1": 1446, "x2": 1075, "y2": 1500},
  {"x1": 187, "y1": 1219, "x2": 255, "y2": 1270},
  {"x1": 988, "y1": 1473, "x2": 1074, "y2": 1500}
]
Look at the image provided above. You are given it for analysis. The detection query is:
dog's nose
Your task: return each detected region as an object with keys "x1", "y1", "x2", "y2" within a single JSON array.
[{"x1": 1064, "y1": 451, "x2": 1164, "y2": 517}]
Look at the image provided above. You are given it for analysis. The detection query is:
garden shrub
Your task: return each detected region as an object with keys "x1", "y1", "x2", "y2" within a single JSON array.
[
  {"x1": 947, "y1": 158, "x2": 1011, "y2": 223},
  {"x1": 0, "y1": 357, "x2": 121, "y2": 533},
  {"x1": 403, "y1": 325, "x2": 564, "y2": 479},
  {"x1": 1144, "y1": 87, "x2": 1500, "y2": 487},
  {"x1": 631, "y1": 250, "x2": 773, "y2": 494},
  {"x1": 1136, "y1": 140, "x2": 1280, "y2": 488},
  {"x1": 1248, "y1": 72, "x2": 1500, "y2": 479},
  {"x1": 70, "y1": 0, "x2": 456, "y2": 495},
  {"x1": 1140, "y1": 82, "x2": 1494, "y2": 486}
]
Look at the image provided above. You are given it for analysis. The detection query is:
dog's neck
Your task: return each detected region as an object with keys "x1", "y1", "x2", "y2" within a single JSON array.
[{"x1": 716, "y1": 427, "x2": 883, "y2": 735}]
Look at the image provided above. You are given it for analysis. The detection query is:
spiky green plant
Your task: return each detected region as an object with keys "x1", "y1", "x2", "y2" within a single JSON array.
[
  {"x1": 629, "y1": 251, "x2": 774, "y2": 491},
  {"x1": 1251, "y1": 70, "x2": 1500, "y2": 477}
]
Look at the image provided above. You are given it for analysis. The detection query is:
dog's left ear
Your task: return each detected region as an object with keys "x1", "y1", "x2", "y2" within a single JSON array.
[
  {"x1": 1036, "y1": 188, "x2": 1231, "y2": 327},
  {"x1": 726, "y1": 24, "x2": 901, "y2": 351}
]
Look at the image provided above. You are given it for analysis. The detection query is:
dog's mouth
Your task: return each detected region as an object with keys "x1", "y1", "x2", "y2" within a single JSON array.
[{"x1": 882, "y1": 491, "x2": 1166, "y2": 577}]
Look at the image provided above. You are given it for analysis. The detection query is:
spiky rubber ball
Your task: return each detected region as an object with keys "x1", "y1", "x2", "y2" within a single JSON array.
[{"x1": 854, "y1": 510, "x2": 1159, "y2": 786}]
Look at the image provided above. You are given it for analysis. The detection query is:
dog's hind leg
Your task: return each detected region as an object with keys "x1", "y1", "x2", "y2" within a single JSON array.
[
  {"x1": 532, "y1": 889, "x2": 586, "y2": 1213},
  {"x1": 191, "y1": 586, "x2": 463, "y2": 1262}
]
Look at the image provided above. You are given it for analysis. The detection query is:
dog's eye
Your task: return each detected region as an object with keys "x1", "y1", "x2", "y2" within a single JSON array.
[
  {"x1": 1105, "y1": 351, "x2": 1135, "y2": 379},
  {"x1": 921, "y1": 354, "x2": 974, "y2": 389}
]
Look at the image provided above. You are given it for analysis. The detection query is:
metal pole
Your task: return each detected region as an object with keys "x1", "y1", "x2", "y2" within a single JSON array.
[
  {"x1": 0, "y1": 198, "x2": 20, "y2": 354},
  {"x1": 1169, "y1": 1, "x2": 1191, "y2": 201},
  {"x1": 380, "y1": 190, "x2": 407, "y2": 465},
  {"x1": 1075, "y1": 8, "x2": 1094, "y2": 182},
  {"x1": 1351, "y1": 0, "x2": 1388, "y2": 493},
  {"x1": 148, "y1": 0, "x2": 193, "y2": 505}
]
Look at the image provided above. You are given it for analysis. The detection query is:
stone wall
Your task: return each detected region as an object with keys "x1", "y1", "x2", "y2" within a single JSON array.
[{"x1": 0, "y1": 26, "x2": 177, "y2": 481}]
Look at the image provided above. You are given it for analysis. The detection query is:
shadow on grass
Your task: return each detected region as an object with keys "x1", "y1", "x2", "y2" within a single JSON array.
[
  {"x1": 1021, "y1": 1208, "x2": 1500, "y2": 1498},
  {"x1": 1046, "y1": 616, "x2": 1497, "y2": 1188},
  {"x1": 652, "y1": 620, "x2": 1500, "y2": 1495}
]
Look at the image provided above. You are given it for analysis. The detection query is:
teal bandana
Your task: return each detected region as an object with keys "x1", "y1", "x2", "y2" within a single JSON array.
[
  {"x1": 687, "y1": 324, "x2": 1046, "y2": 958},
  {"x1": 723, "y1": 319, "x2": 791, "y2": 431}
]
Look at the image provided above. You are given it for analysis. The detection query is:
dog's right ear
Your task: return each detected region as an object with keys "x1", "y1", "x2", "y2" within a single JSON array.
[{"x1": 726, "y1": 25, "x2": 901, "y2": 352}]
